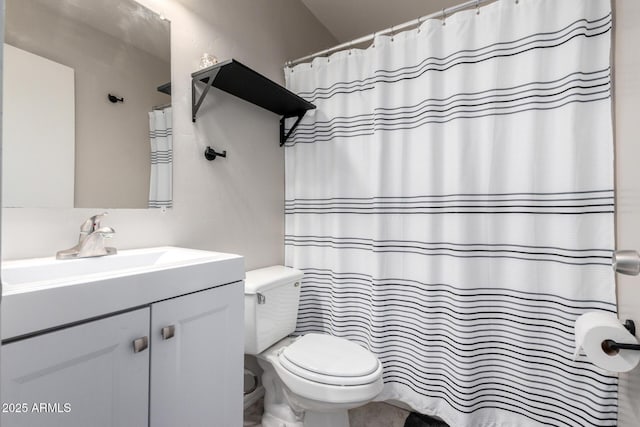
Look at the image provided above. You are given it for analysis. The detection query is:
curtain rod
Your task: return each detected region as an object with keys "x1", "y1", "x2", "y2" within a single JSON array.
[
  {"x1": 286, "y1": 0, "x2": 497, "y2": 68},
  {"x1": 153, "y1": 103, "x2": 172, "y2": 110}
]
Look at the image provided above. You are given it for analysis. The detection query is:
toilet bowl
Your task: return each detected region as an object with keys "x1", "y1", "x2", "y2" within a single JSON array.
[{"x1": 244, "y1": 266, "x2": 384, "y2": 427}]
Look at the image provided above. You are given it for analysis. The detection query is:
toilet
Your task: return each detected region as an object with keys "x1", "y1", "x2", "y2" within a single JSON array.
[{"x1": 244, "y1": 266, "x2": 384, "y2": 427}]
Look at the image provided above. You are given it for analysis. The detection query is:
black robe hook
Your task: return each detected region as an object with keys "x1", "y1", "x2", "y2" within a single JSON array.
[
  {"x1": 204, "y1": 146, "x2": 227, "y2": 161},
  {"x1": 108, "y1": 94, "x2": 124, "y2": 103}
]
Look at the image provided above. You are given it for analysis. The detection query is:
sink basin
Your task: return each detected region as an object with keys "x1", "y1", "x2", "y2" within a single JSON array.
[
  {"x1": 1, "y1": 246, "x2": 244, "y2": 340},
  {"x1": 2, "y1": 246, "x2": 230, "y2": 289}
]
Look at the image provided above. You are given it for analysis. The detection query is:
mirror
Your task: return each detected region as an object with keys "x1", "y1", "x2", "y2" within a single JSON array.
[{"x1": 3, "y1": 0, "x2": 171, "y2": 209}]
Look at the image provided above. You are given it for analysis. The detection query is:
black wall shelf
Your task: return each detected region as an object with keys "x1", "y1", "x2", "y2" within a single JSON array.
[{"x1": 191, "y1": 59, "x2": 315, "y2": 146}]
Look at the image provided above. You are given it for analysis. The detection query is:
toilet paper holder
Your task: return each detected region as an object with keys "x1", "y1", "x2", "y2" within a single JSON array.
[
  {"x1": 601, "y1": 319, "x2": 640, "y2": 354},
  {"x1": 613, "y1": 250, "x2": 640, "y2": 276}
]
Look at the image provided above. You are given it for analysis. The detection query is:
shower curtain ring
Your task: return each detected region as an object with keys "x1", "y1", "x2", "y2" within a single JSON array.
[
  {"x1": 390, "y1": 25, "x2": 395, "y2": 41},
  {"x1": 442, "y1": 8, "x2": 446, "y2": 26},
  {"x1": 476, "y1": 0, "x2": 480, "y2": 14}
]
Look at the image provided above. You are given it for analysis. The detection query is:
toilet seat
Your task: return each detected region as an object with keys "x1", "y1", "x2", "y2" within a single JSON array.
[
  {"x1": 278, "y1": 333, "x2": 382, "y2": 386},
  {"x1": 262, "y1": 334, "x2": 384, "y2": 405}
]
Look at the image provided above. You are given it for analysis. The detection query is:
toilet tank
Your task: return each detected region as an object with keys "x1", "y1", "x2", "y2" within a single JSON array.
[{"x1": 244, "y1": 266, "x2": 304, "y2": 355}]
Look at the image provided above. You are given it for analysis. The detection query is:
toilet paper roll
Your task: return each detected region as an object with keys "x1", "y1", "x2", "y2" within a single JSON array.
[{"x1": 574, "y1": 312, "x2": 640, "y2": 373}]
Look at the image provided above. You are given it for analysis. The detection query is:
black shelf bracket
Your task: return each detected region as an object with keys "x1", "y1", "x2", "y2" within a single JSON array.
[
  {"x1": 157, "y1": 82, "x2": 171, "y2": 95},
  {"x1": 192, "y1": 68, "x2": 221, "y2": 122},
  {"x1": 280, "y1": 114, "x2": 305, "y2": 146}
]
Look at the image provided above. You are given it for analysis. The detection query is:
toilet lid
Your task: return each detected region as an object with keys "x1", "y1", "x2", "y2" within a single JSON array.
[{"x1": 278, "y1": 334, "x2": 381, "y2": 386}]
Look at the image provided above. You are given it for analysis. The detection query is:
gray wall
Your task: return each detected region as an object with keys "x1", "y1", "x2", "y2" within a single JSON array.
[
  {"x1": 613, "y1": 1, "x2": 640, "y2": 425},
  {"x1": 0, "y1": 0, "x2": 336, "y2": 268}
]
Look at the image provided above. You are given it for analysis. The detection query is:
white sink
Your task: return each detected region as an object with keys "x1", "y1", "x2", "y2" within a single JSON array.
[
  {"x1": 2, "y1": 246, "x2": 231, "y2": 289},
  {"x1": 1, "y1": 246, "x2": 244, "y2": 340}
]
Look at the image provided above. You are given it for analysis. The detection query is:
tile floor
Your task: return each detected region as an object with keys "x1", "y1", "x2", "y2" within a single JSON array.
[
  {"x1": 243, "y1": 399, "x2": 410, "y2": 427},
  {"x1": 350, "y1": 402, "x2": 410, "y2": 427}
]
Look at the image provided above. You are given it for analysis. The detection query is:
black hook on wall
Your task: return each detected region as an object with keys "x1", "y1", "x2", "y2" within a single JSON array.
[
  {"x1": 204, "y1": 146, "x2": 227, "y2": 161},
  {"x1": 108, "y1": 93, "x2": 124, "y2": 103}
]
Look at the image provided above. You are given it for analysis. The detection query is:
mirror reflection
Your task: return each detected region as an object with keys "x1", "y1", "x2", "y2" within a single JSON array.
[{"x1": 3, "y1": 0, "x2": 171, "y2": 209}]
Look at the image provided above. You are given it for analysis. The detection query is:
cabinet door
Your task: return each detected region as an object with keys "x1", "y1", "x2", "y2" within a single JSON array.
[
  {"x1": 150, "y1": 282, "x2": 243, "y2": 427},
  {"x1": 1, "y1": 308, "x2": 150, "y2": 427}
]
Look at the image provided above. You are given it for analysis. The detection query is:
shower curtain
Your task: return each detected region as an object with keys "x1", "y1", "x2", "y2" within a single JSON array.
[
  {"x1": 148, "y1": 107, "x2": 173, "y2": 208},
  {"x1": 284, "y1": 1, "x2": 615, "y2": 426}
]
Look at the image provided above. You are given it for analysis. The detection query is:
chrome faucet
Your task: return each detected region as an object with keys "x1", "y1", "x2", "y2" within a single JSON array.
[{"x1": 56, "y1": 213, "x2": 117, "y2": 260}]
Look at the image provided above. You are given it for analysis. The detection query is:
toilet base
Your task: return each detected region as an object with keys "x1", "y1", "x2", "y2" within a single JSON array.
[
  {"x1": 261, "y1": 410, "x2": 349, "y2": 427},
  {"x1": 259, "y1": 357, "x2": 352, "y2": 427},
  {"x1": 262, "y1": 411, "x2": 304, "y2": 427},
  {"x1": 261, "y1": 368, "x2": 304, "y2": 427},
  {"x1": 261, "y1": 403, "x2": 350, "y2": 427}
]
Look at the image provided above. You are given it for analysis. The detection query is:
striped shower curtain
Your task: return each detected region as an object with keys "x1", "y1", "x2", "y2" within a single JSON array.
[
  {"x1": 284, "y1": 1, "x2": 616, "y2": 426},
  {"x1": 148, "y1": 107, "x2": 173, "y2": 209}
]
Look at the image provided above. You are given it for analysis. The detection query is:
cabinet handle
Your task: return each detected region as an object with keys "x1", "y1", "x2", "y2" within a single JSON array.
[
  {"x1": 161, "y1": 325, "x2": 176, "y2": 340},
  {"x1": 133, "y1": 336, "x2": 149, "y2": 353}
]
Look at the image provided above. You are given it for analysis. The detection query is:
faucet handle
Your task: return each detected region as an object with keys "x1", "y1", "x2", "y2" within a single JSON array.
[
  {"x1": 81, "y1": 212, "x2": 108, "y2": 233},
  {"x1": 90, "y1": 212, "x2": 108, "y2": 231}
]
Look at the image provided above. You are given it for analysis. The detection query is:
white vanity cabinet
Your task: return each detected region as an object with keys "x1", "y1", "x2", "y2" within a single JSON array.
[
  {"x1": 1, "y1": 280, "x2": 244, "y2": 427},
  {"x1": 150, "y1": 282, "x2": 244, "y2": 427},
  {"x1": 1, "y1": 308, "x2": 151, "y2": 427}
]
